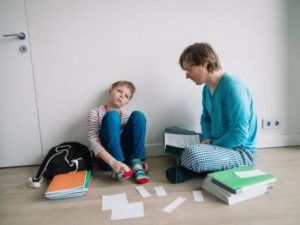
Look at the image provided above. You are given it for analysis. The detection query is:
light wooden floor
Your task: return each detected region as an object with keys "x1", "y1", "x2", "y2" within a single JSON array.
[{"x1": 1, "y1": 146, "x2": 300, "y2": 225}]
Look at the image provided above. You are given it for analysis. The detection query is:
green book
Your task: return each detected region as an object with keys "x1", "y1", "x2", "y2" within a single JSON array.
[
  {"x1": 165, "y1": 145, "x2": 184, "y2": 155},
  {"x1": 208, "y1": 166, "x2": 276, "y2": 194}
]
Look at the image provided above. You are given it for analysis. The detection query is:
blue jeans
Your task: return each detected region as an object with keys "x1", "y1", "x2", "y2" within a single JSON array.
[{"x1": 93, "y1": 110, "x2": 147, "y2": 170}]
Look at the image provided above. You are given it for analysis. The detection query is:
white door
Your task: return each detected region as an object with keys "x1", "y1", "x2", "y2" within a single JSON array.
[{"x1": 0, "y1": 0, "x2": 42, "y2": 167}]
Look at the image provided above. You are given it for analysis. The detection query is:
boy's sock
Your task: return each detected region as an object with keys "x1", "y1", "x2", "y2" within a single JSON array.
[
  {"x1": 166, "y1": 166, "x2": 201, "y2": 184},
  {"x1": 131, "y1": 159, "x2": 149, "y2": 184},
  {"x1": 123, "y1": 170, "x2": 133, "y2": 179},
  {"x1": 111, "y1": 171, "x2": 122, "y2": 180},
  {"x1": 111, "y1": 170, "x2": 133, "y2": 181}
]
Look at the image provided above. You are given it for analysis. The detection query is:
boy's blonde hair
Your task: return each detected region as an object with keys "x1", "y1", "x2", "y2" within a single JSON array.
[{"x1": 110, "y1": 80, "x2": 136, "y2": 99}]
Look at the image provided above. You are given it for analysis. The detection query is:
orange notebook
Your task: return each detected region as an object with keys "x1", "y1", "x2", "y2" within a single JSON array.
[{"x1": 46, "y1": 170, "x2": 88, "y2": 193}]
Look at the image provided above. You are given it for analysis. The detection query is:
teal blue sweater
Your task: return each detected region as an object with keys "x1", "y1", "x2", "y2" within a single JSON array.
[{"x1": 201, "y1": 74, "x2": 257, "y2": 152}]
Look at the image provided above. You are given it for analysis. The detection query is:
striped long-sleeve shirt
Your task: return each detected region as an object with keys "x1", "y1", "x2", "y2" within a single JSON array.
[{"x1": 88, "y1": 105, "x2": 129, "y2": 156}]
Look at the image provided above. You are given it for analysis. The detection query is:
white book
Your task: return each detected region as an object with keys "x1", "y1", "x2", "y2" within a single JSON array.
[
  {"x1": 164, "y1": 133, "x2": 200, "y2": 154},
  {"x1": 202, "y1": 177, "x2": 273, "y2": 205}
]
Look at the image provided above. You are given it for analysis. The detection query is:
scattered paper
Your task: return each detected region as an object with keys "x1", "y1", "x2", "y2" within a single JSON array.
[
  {"x1": 192, "y1": 190, "x2": 204, "y2": 202},
  {"x1": 136, "y1": 185, "x2": 151, "y2": 198},
  {"x1": 163, "y1": 197, "x2": 186, "y2": 213},
  {"x1": 102, "y1": 193, "x2": 128, "y2": 211},
  {"x1": 154, "y1": 186, "x2": 167, "y2": 197},
  {"x1": 102, "y1": 193, "x2": 144, "y2": 220},
  {"x1": 234, "y1": 169, "x2": 266, "y2": 178},
  {"x1": 111, "y1": 202, "x2": 144, "y2": 220}
]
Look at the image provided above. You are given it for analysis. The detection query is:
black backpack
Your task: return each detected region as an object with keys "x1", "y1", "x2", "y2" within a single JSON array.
[{"x1": 28, "y1": 142, "x2": 92, "y2": 187}]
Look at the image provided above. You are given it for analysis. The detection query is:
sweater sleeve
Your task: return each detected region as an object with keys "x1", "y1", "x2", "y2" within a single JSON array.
[
  {"x1": 88, "y1": 106, "x2": 105, "y2": 156},
  {"x1": 200, "y1": 86, "x2": 212, "y2": 140},
  {"x1": 201, "y1": 106, "x2": 211, "y2": 140},
  {"x1": 212, "y1": 83, "x2": 251, "y2": 148}
]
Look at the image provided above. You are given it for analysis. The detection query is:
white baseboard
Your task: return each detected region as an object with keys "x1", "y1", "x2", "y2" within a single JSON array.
[
  {"x1": 257, "y1": 134, "x2": 300, "y2": 148},
  {"x1": 146, "y1": 134, "x2": 300, "y2": 156},
  {"x1": 145, "y1": 143, "x2": 166, "y2": 156}
]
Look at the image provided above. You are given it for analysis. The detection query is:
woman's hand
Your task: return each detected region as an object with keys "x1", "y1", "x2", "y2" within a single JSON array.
[{"x1": 201, "y1": 139, "x2": 212, "y2": 145}]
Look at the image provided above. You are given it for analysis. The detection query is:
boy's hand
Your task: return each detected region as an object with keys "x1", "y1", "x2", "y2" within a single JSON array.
[
  {"x1": 143, "y1": 162, "x2": 149, "y2": 174},
  {"x1": 111, "y1": 160, "x2": 130, "y2": 174}
]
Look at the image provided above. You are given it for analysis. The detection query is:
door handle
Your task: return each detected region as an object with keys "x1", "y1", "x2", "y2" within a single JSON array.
[{"x1": 3, "y1": 32, "x2": 26, "y2": 40}]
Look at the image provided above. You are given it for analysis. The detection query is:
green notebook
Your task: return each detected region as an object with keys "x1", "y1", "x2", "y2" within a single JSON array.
[
  {"x1": 165, "y1": 145, "x2": 184, "y2": 155},
  {"x1": 208, "y1": 166, "x2": 276, "y2": 194}
]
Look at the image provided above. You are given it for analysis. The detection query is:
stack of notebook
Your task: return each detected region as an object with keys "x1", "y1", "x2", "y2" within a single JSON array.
[
  {"x1": 202, "y1": 166, "x2": 276, "y2": 205},
  {"x1": 45, "y1": 170, "x2": 92, "y2": 200}
]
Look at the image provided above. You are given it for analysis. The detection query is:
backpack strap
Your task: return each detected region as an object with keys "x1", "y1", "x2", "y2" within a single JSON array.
[
  {"x1": 71, "y1": 158, "x2": 81, "y2": 172},
  {"x1": 31, "y1": 145, "x2": 72, "y2": 181}
]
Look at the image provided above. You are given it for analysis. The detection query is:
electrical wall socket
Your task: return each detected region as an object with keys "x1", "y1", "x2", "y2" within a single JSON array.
[{"x1": 262, "y1": 118, "x2": 281, "y2": 129}]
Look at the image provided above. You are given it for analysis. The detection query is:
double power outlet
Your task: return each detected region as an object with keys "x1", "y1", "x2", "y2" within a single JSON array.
[{"x1": 262, "y1": 118, "x2": 281, "y2": 129}]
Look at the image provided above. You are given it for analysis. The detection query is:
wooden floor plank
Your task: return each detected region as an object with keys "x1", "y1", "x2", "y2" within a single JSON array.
[{"x1": 0, "y1": 147, "x2": 300, "y2": 225}]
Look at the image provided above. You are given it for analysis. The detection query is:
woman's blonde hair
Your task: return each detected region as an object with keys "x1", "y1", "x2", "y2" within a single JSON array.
[{"x1": 179, "y1": 42, "x2": 222, "y2": 73}]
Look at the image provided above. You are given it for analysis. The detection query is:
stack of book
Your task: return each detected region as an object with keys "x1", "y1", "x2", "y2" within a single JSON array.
[
  {"x1": 202, "y1": 166, "x2": 276, "y2": 205},
  {"x1": 45, "y1": 170, "x2": 92, "y2": 200}
]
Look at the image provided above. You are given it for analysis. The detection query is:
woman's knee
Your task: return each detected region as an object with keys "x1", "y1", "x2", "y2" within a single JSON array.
[
  {"x1": 181, "y1": 145, "x2": 210, "y2": 172},
  {"x1": 182, "y1": 145, "x2": 207, "y2": 163}
]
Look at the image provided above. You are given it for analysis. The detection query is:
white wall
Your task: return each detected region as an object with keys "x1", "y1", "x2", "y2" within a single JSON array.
[
  {"x1": 24, "y1": 0, "x2": 300, "y2": 157},
  {"x1": 286, "y1": 0, "x2": 300, "y2": 134}
]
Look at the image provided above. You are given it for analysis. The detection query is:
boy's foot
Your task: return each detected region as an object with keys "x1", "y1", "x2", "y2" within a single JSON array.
[
  {"x1": 165, "y1": 166, "x2": 201, "y2": 184},
  {"x1": 131, "y1": 159, "x2": 149, "y2": 184},
  {"x1": 111, "y1": 170, "x2": 133, "y2": 181},
  {"x1": 122, "y1": 170, "x2": 133, "y2": 179}
]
